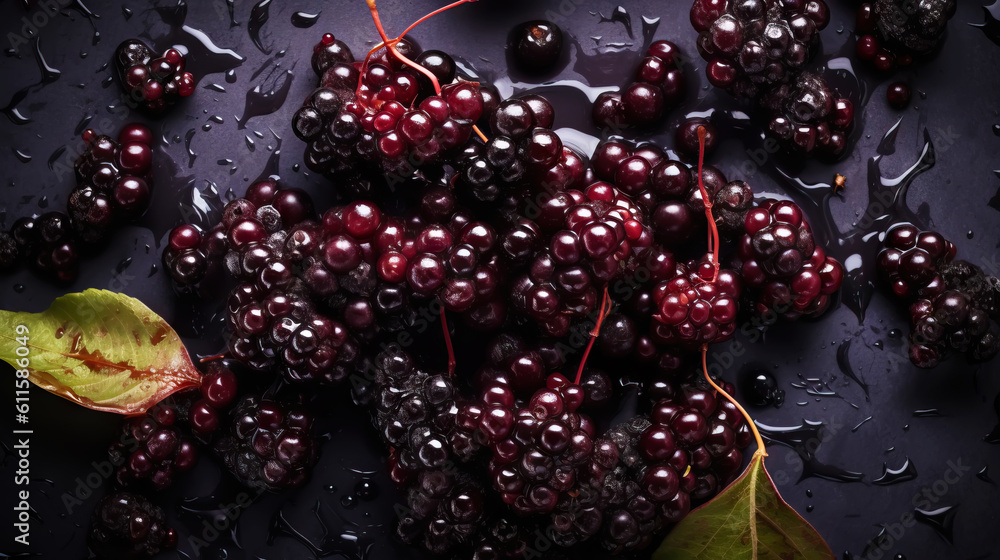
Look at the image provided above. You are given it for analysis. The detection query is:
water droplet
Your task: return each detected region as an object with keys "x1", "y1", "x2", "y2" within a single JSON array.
[
  {"x1": 226, "y1": 69, "x2": 237, "y2": 83},
  {"x1": 205, "y1": 83, "x2": 226, "y2": 92},
  {"x1": 861, "y1": 527, "x2": 891, "y2": 558},
  {"x1": 13, "y1": 148, "x2": 31, "y2": 163},
  {"x1": 122, "y1": 6, "x2": 133, "y2": 19},
  {"x1": 977, "y1": 465, "x2": 992, "y2": 484},
  {"x1": 889, "y1": 328, "x2": 903, "y2": 338},
  {"x1": 741, "y1": 368, "x2": 785, "y2": 408},
  {"x1": 325, "y1": 484, "x2": 337, "y2": 493},
  {"x1": 967, "y1": 230, "x2": 974, "y2": 239},
  {"x1": 805, "y1": 489, "x2": 813, "y2": 498},
  {"x1": 116, "y1": 257, "x2": 133, "y2": 273},
  {"x1": 873, "y1": 340, "x2": 883, "y2": 349},
  {"x1": 202, "y1": 124, "x2": 212, "y2": 131},
  {"x1": 913, "y1": 408, "x2": 940, "y2": 417},
  {"x1": 914, "y1": 506, "x2": 957, "y2": 543},
  {"x1": 340, "y1": 495, "x2": 356, "y2": 508},
  {"x1": 873, "y1": 457, "x2": 918, "y2": 485},
  {"x1": 248, "y1": 0, "x2": 273, "y2": 54},
  {"x1": 992, "y1": 124, "x2": 1000, "y2": 137},
  {"x1": 355, "y1": 479, "x2": 378, "y2": 500},
  {"x1": 596, "y1": 6, "x2": 633, "y2": 38},
  {"x1": 291, "y1": 11, "x2": 320, "y2": 28},
  {"x1": 184, "y1": 128, "x2": 197, "y2": 167},
  {"x1": 237, "y1": 68, "x2": 294, "y2": 128},
  {"x1": 757, "y1": 420, "x2": 865, "y2": 483},
  {"x1": 836, "y1": 339, "x2": 870, "y2": 401},
  {"x1": 851, "y1": 416, "x2": 873, "y2": 432},
  {"x1": 153, "y1": 2, "x2": 245, "y2": 77},
  {"x1": 806, "y1": 504, "x2": 814, "y2": 512},
  {"x1": 3, "y1": 37, "x2": 61, "y2": 125},
  {"x1": 13, "y1": 284, "x2": 25, "y2": 293}
]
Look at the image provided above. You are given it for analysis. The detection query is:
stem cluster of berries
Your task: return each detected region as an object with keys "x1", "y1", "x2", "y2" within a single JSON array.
[
  {"x1": 877, "y1": 223, "x2": 1000, "y2": 368},
  {"x1": 0, "y1": 124, "x2": 155, "y2": 284},
  {"x1": 66, "y1": 1, "x2": 990, "y2": 558},
  {"x1": 690, "y1": 0, "x2": 855, "y2": 157}
]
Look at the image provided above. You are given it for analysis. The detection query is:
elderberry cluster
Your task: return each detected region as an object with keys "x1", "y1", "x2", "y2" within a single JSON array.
[
  {"x1": 689, "y1": 0, "x2": 855, "y2": 157},
  {"x1": 593, "y1": 41, "x2": 686, "y2": 129},
  {"x1": 877, "y1": 224, "x2": 1000, "y2": 368},
  {"x1": 0, "y1": 124, "x2": 154, "y2": 284},
  {"x1": 855, "y1": 0, "x2": 957, "y2": 72},
  {"x1": 74, "y1": 2, "x2": 998, "y2": 557},
  {"x1": 294, "y1": 34, "x2": 484, "y2": 182},
  {"x1": 114, "y1": 40, "x2": 196, "y2": 114}
]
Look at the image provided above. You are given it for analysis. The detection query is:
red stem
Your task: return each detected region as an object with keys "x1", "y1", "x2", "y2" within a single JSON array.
[
  {"x1": 472, "y1": 124, "x2": 489, "y2": 143},
  {"x1": 361, "y1": 0, "x2": 488, "y2": 135},
  {"x1": 440, "y1": 307, "x2": 456, "y2": 376},
  {"x1": 365, "y1": 0, "x2": 444, "y2": 96},
  {"x1": 356, "y1": 42, "x2": 394, "y2": 101},
  {"x1": 701, "y1": 345, "x2": 766, "y2": 455},
  {"x1": 696, "y1": 125, "x2": 721, "y2": 283},
  {"x1": 199, "y1": 353, "x2": 226, "y2": 363},
  {"x1": 575, "y1": 286, "x2": 611, "y2": 385}
]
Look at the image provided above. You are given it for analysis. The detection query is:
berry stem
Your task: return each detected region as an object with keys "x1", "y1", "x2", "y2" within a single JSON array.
[
  {"x1": 364, "y1": 0, "x2": 445, "y2": 97},
  {"x1": 356, "y1": 42, "x2": 397, "y2": 100},
  {"x1": 472, "y1": 124, "x2": 489, "y2": 143},
  {"x1": 575, "y1": 286, "x2": 612, "y2": 385},
  {"x1": 199, "y1": 353, "x2": 226, "y2": 363},
  {"x1": 440, "y1": 307, "x2": 456, "y2": 376},
  {"x1": 696, "y1": 125, "x2": 721, "y2": 283},
  {"x1": 700, "y1": 345, "x2": 767, "y2": 456}
]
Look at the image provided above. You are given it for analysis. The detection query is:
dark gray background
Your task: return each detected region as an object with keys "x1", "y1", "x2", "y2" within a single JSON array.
[{"x1": 1, "y1": 0, "x2": 999, "y2": 558}]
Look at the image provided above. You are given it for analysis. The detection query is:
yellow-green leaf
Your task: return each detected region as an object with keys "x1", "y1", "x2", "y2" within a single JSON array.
[
  {"x1": 0, "y1": 289, "x2": 201, "y2": 415},
  {"x1": 654, "y1": 450, "x2": 835, "y2": 560}
]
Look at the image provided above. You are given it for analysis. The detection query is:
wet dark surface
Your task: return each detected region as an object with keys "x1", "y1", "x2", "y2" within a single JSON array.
[{"x1": 1, "y1": 0, "x2": 1000, "y2": 559}]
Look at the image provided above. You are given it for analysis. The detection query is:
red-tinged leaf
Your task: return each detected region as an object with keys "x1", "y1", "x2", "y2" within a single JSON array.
[
  {"x1": 654, "y1": 450, "x2": 835, "y2": 560},
  {"x1": 0, "y1": 289, "x2": 202, "y2": 415}
]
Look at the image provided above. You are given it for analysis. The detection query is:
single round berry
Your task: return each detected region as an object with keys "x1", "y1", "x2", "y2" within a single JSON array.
[
  {"x1": 509, "y1": 20, "x2": 564, "y2": 73},
  {"x1": 676, "y1": 118, "x2": 717, "y2": 157},
  {"x1": 887, "y1": 82, "x2": 911, "y2": 109}
]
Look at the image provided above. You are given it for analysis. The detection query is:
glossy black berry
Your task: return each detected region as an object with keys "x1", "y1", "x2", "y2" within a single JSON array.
[
  {"x1": 115, "y1": 40, "x2": 195, "y2": 114},
  {"x1": 88, "y1": 492, "x2": 177, "y2": 560},
  {"x1": 215, "y1": 395, "x2": 317, "y2": 491},
  {"x1": 311, "y1": 33, "x2": 355, "y2": 76},
  {"x1": 887, "y1": 82, "x2": 911, "y2": 109},
  {"x1": 759, "y1": 72, "x2": 854, "y2": 157},
  {"x1": 855, "y1": 0, "x2": 956, "y2": 72},
  {"x1": 509, "y1": 20, "x2": 564, "y2": 73},
  {"x1": 593, "y1": 41, "x2": 684, "y2": 129},
  {"x1": 108, "y1": 402, "x2": 199, "y2": 491},
  {"x1": 693, "y1": 0, "x2": 830, "y2": 99}
]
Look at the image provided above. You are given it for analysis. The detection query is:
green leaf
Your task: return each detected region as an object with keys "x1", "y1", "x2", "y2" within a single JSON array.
[
  {"x1": 654, "y1": 450, "x2": 835, "y2": 560},
  {"x1": 0, "y1": 289, "x2": 202, "y2": 415}
]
